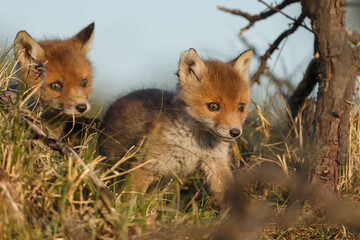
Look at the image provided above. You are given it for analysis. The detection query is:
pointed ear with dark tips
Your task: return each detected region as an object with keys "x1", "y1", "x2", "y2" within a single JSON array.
[
  {"x1": 231, "y1": 49, "x2": 253, "y2": 82},
  {"x1": 178, "y1": 48, "x2": 206, "y2": 84},
  {"x1": 14, "y1": 31, "x2": 45, "y2": 65},
  {"x1": 72, "y1": 22, "x2": 95, "y2": 55}
]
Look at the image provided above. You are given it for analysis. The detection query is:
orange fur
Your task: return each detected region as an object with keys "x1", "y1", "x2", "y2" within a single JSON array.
[
  {"x1": 180, "y1": 60, "x2": 251, "y2": 135},
  {"x1": 14, "y1": 23, "x2": 94, "y2": 116}
]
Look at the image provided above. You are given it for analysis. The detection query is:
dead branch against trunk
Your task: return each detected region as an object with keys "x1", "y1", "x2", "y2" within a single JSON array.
[
  {"x1": 354, "y1": 46, "x2": 360, "y2": 74},
  {"x1": 346, "y1": 29, "x2": 360, "y2": 46},
  {"x1": 300, "y1": 0, "x2": 317, "y2": 20},
  {"x1": 289, "y1": 56, "x2": 319, "y2": 118}
]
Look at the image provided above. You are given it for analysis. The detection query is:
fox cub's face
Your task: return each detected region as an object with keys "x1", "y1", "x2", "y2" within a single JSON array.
[
  {"x1": 178, "y1": 48, "x2": 253, "y2": 142},
  {"x1": 14, "y1": 23, "x2": 94, "y2": 116}
]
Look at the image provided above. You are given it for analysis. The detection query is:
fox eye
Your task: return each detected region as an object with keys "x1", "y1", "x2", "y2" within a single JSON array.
[
  {"x1": 239, "y1": 103, "x2": 245, "y2": 112},
  {"x1": 49, "y1": 81, "x2": 63, "y2": 91},
  {"x1": 207, "y1": 102, "x2": 220, "y2": 112},
  {"x1": 80, "y1": 79, "x2": 87, "y2": 88}
]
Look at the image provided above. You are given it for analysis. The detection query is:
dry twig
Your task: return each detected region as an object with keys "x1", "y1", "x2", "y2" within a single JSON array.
[
  {"x1": 21, "y1": 116, "x2": 117, "y2": 222},
  {"x1": 251, "y1": 13, "x2": 306, "y2": 85},
  {"x1": 259, "y1": 0, "x2": 312, "y2": 33},
  {"x1": 218, "y1": 0, "x2": 299, "y2": 35}
]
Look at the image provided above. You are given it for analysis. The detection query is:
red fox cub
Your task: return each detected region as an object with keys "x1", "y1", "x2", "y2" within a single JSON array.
[
  {"x1": 14, "y1": 23, "x2": 97, "y2": 139},
  {"x1": 99, "y1": 49, "x2": 253, "y2": 206}
]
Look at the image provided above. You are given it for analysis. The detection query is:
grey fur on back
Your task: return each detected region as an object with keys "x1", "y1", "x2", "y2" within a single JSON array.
[{"x1": 99, "y1": 89, "x2": 174, "y2": 160}]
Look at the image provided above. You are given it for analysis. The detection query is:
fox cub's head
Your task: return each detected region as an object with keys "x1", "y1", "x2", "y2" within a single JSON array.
[
  {"x1": 177, "y1": 48, "x2": 253, "y2": 142},
  {"x1": 14, "y1": 22, "x2": 94, "y2": 116}
]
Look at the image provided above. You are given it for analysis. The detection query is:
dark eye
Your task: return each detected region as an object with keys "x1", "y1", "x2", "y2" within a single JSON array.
[
  {"x1": 239, "y1": 103, "x2": 245, "y2": 112},
  {"x1": 80, "y1": 79, "x2": 87, "y2": 88},
  {"x1": 207, "y1": 102, "x2": 220, "y2": 112},
  {"x1": 49, "y1": 81, "x2": 63, "y2": 91}
]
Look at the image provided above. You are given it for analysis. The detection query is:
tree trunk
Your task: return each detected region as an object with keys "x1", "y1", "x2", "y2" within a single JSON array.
[{"x1": 310, "y1": 0, "x2": 357, "y2": 195}]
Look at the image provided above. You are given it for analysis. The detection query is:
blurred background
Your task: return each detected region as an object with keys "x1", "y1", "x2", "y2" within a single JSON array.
[{"x1": 0, "y1": 0, "x2": 359, "y2": 116}]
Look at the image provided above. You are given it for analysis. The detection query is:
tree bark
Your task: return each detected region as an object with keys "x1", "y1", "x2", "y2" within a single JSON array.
[{"x1": 310, "y1": 0, "x2": 357, "y2": 195}]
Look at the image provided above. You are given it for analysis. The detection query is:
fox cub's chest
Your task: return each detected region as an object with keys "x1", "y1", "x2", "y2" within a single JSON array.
[{"x1": 144, "y1": 122, "x2": 231, "y2": 177}]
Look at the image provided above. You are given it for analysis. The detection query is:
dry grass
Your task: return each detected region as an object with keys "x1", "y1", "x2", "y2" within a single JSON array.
[{"x1": 1, "y1": 45, "x2": 360, "y2": 239}]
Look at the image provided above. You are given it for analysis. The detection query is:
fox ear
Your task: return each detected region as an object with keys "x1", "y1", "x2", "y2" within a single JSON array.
[
  {"x1": 72, "y1": 22, "x2": 95, "y2": 55},
  {"x1": 178, "y1": 48, "x2": 206, "y2": 84},
  {"x1": 232, "y1": 49, "x2": 253, "y2": 82},
  {"x1": 14, "y1": 31, "x2": 45, "y2": 65}
]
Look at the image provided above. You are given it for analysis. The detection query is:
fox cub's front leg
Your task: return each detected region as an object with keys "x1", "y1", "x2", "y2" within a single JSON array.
[
  {"x1": 122, "y1": 167, "x2": 156, "y2": 200},
  {"x1": 200, "y1": 160, "x2": 234, "y2": 208}
]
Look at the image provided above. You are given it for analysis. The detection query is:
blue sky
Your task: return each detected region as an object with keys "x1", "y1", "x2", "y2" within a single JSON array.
[{"x1": 0, "y1": 0, "x2": 317, "y2": 113}]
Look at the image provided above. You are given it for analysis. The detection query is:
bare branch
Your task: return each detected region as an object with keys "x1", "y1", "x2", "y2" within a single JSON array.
[
  {"x1": 259, "y1": 0, "x2": 312, "y2": 33},
  {"x1": 218, "y1": 0, "x2": 299, "y2": 34},
  {"x1": 251, "y1": 13, "x2": 306, "y2": 85}
]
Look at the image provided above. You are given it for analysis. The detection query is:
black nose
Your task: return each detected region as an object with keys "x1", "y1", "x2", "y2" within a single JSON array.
[
  {"x1": 76, "y1": 103, "x2": 87, "y2": 113},
  {"x1": 229, "y1": 128, "x2": 241, "y2": 138}
]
